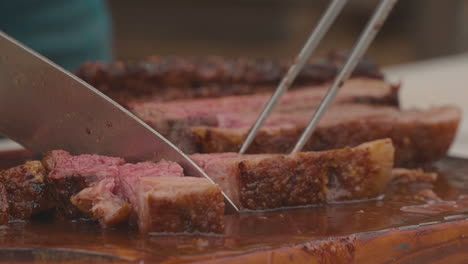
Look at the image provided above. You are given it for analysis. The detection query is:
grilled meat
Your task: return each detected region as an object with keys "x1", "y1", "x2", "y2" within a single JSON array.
[
  {"x1": 43, "y1": 150, "x2": 125, "y2": 218},
  {"x1": 191, "y1": 139, "x2": 394, "y2": 210},
  {"x1": 133, "y1": 176, "x2": 225, "y2": 234},
  {"x1": 76, "y1": 53, "x2": 383, "y2": 104},
  {"x1": 0, "y1": 161, "x2": 54, "y2": 222}
]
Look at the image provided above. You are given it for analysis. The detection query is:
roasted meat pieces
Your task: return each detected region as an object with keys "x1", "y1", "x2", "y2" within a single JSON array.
[
  {"x1": 0, "y1": 161, "x2": 54, "y2": 224},
  {"x1": 76, "y1": 53, "x2": 383, "y2": 104},
  {"x1": 0, "y1": 53, "x2": 459, "y2": 235},
  {"x1": 133, "y1": 177, "x2": 224, "y2": 233},
  {"x1": 70, "y1": 178, "x2": 132, "y2": 227},
  {"x1": 43, "y1": 150, "x2": 125, "y2": 218},
  {"x1": 42, "y1": 151, "x2": 225, "y2": 233},
  {"x1": 132, "y1": 90, "x2": 460, "y2": 167},
  {"x1": 192, "y1": 139, "x2": 394, "y2": 210},
  {"x1": 0, "y1": 138, "x2": 444, "y2": 234},
  {"x1": 189, "y1": 105, "x2": 460, "y2": 167}
]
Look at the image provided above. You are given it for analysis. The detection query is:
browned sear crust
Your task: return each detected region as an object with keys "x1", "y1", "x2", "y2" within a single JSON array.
[
  {"x1": 0, "y1": 161, "x2": 54, "y2": 222},
  {"x1": 75, "y1": 53, "x2": 383, "y2": 104},
  {"x1": 192, "y1": 139, "x2": 394, "y2": 210}
]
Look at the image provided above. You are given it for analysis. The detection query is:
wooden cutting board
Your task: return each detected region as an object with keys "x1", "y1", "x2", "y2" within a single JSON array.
[{"x1": 0, "y1": 151, "x2": 466, "y2": 263}]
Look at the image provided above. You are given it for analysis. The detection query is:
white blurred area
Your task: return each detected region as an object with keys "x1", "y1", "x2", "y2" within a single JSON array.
[{"x1": 384, "y1": 53, "x2": 468, "y2": 158}]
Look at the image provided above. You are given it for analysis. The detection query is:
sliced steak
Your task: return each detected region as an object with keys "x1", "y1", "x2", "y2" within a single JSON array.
[
  {"x1": 0, "y1": 161, "x2": 54, "y2": 220},
  {"x1": 71, "y1": 159, "x2": 224, "y2": 233},
  {"x1": 190, "y1": 105, "x2": 461, "y2": 167},
  {"x1": 76, "y1": 53, "x2": 383, "y2": 103},
  {"x1": 191, "y1": 139, "x2": 394, "y2": 210},
  {"x1": 70, "y1": 178, "x2": 131, "y2": 227},
  {"x1": 43, "y1": 150, "x2": 125, "y2": 218},
  {"x1": 130, "y1": 78, "x2": 398, "y2": 135},
  {"x1": 117, "y1": 161, "x2": 184, "y2": 225},
  {"x1": 131, "y1": 79, "x2": 400, "y2": 154},
  {"x1": 118, "y1": 161, "x2": 185, "y2": 204},
  {"x1": 71, "y1": 160, "x2": 184, "y2": 227},
  {"x1": 134, "y1": 176, "x2": 225, "y2": 234}
]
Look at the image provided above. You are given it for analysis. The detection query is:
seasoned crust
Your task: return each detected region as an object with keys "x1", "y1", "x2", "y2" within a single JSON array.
[
  {"x1": 42, "y1": 150, "x2": 124, "y2": 218},
  {"x1": 0, "y1": 161, "x2": 54, "y2": 220},
  {"x1": 137, "y1": 177, "x2": 225, "y2": 234},
  {"x1": 191, "y1": 105, "x2": 461, "y2": 167},
  {"x1": 130, "y1": 79, "x2": 402, "y2": 158},
  {"x1": 70, "y1": 178, "x2": 132, "y2": 227},
  {"x1": 192, "y1": 139, "x2": 394, "y2": 210},
  {"x1": 76, "y1": 54, "x2": 383, "y2": 104}
]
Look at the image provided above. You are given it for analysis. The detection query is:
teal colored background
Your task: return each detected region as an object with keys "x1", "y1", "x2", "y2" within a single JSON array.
[{"x1": 0, "y1": 0, "x2": 113, "y2": 71}]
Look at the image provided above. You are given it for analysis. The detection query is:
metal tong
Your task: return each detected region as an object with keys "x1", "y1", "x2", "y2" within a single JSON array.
[{"x1": 240, "y1": 0, "x2": 398, "y2": 154}]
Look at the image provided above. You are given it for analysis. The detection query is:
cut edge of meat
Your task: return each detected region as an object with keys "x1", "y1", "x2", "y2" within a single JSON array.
[
  {"x1": 129, "y1": 78, "x2": 399, "y2": 137},
  {"x1": 192, "y1": 139, "x2": 394, "y2": 210},
  {"x1": 75, "y1": 54, "x2": 383, "y2": 103},
  {"x1": 70, "y1": 160, "x2": 187, "y2": 229},
  {"x1": 136, "y1": 176, "x2": 225, "y2": 234},
  {"x1": 70, "y1": 178, "x2": 132, "y2": 227},
  {"x1": 42, "y1": 150, "x2": 125, "y2": 219},
  {"x1": 189, "y1": 105, "x2": 461, "y2": 167},
  {"x1": 117, "y1": 161, "x2": 185, "y2": 226}
]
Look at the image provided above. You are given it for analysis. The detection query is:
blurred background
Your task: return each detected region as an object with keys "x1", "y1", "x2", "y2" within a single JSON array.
[
  {"x1": 1, "y1": 0, "x2": 468, "y2": 155},
  {"x1": 81, "y1": 0, "x2": 468, "y2": 157},
  {"x1": 109, "y1": 0, "x2": 468, "y2": 66}
]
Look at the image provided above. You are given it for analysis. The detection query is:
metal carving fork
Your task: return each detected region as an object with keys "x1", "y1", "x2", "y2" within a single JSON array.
[{"x1": 239, "y1": 0, "x2": 399, "y2": 154}]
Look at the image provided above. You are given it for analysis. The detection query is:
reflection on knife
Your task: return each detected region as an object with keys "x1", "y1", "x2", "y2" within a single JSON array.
[{"x1": 0, "y1": 31, "x2": 239, "y2": 213}]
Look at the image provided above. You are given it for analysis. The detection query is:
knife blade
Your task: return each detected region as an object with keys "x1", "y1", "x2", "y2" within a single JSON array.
[{"x1": 0, "y1": 31, "x2": 239, "y2": 213}]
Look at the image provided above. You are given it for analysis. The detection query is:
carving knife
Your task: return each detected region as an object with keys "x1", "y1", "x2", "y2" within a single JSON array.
[{"x1": 0, "y1": 31, "x2": 239, "y2": 213}]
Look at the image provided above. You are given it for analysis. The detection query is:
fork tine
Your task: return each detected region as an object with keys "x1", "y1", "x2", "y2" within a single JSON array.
[
  {"x1": 291, "y1": 0, "x2": 399, "y2": 153},
  {"x1": 238, "y1": 0, "x2": 348, "y2": 154}
]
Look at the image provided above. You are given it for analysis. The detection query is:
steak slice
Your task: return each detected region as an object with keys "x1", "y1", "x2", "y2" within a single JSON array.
[
  {"x1": 76, "y1": 53, "x2": 383, "y2": 103},
  {"x1": 191, "y1": 139, "x2": 394, "y2": 210},
  {"x1": 70, "y1": 178, "x2": 132, "y2": 227},
  {"x1": 71, "y1": 160, "x2": 184, "y2": 227},
  {"x1": 130, "y1": 78, "x2": 398, "y2": 136},
  {"x1": 0, "y1": 161, "x2": 54, "y2": 220},
  {"x1": 43, "y1": 150, "x2": 125, "y2": 218},
  {"x1": 118, "y1": 161, "x2": 185, "y2": 205},
  {"x1": 191, "y1": 105, "x2": 461, "y2": 167},
  {"x1": 135, "y1": 176, "x2": 225, "y2": 234},
  {"x1": 117, "y1": 161, "x2": 184, "y2": 225},
  {"x1": 131, "y1": 79, "x2": 399, "y2": 154},
  {"x1": 71, "y1": 159, "x2": 224, "y2": 234}
]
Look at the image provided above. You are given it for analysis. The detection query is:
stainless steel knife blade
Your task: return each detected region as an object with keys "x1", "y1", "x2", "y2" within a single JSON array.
[{"x1": 0, "y1": 31, "x2": 239, "y2": 213}]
